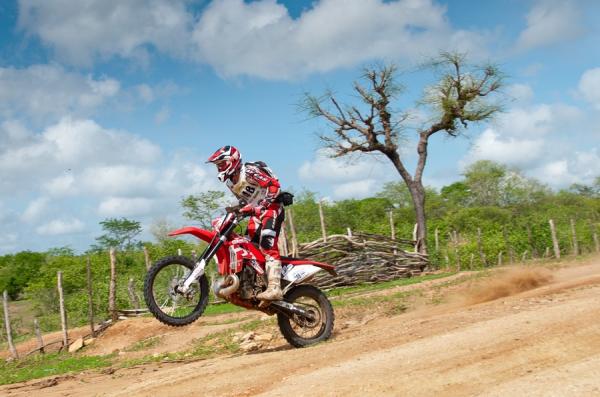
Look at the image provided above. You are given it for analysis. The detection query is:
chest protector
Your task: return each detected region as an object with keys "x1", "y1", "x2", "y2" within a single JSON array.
[{"x1": 226, "y1": 163, "x2": 275, "y2": 206}]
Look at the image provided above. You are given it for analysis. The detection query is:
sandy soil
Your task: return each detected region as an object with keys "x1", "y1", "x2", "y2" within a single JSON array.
[{"x1": 2, "y1": 258, "x2": 600, "y2": 397}]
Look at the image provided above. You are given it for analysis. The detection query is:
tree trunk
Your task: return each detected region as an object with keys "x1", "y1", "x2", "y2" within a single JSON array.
[{"x1": 408, "y1": 182, "x2": 428, "y2": 255}]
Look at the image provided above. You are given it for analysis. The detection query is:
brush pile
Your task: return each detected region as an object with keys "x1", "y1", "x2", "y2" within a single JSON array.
[{"x1": 297, "y1": 232, "x2": 430, "y2": 290}]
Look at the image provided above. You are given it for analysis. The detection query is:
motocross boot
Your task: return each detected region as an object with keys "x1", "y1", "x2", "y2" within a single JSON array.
[{"x1": 257, "y1": 259, "x2": 283, "y2": 301}]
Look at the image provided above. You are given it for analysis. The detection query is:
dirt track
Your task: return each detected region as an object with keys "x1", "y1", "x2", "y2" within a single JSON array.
[{"x1": 3, "y1": 259, "x2": 600, "y2": 396}]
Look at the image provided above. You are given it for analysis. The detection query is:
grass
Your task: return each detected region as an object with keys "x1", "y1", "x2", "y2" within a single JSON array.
[
  {"x1": 124, "y1": 336, "x2": 162, "y2": 352},
  {"x1": 0, "y1": 353, "x2": 113, "y2": 386}
]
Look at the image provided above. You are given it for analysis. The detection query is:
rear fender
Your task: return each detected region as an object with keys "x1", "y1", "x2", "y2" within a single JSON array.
[{"x1": 280, "y1": 257, "x2": 337, "y2": 276}]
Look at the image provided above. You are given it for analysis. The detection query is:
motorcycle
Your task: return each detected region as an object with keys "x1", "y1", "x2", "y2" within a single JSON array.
[{"x1": 143, "y1": 203, "x2": 336, "y2": 348}]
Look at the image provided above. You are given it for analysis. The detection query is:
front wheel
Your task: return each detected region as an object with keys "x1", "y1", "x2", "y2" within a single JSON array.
[
  {"x1": 277, "y1": 285, "x2": 335, "y2": 348},
  {"x1": 143, "y1": 255, "x2": 209, "y2": 327}
]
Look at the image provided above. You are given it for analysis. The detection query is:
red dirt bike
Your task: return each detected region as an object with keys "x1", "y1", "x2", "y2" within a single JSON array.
[{"x1": 143, "y1": 204, "x2": 336, "y2": 347}]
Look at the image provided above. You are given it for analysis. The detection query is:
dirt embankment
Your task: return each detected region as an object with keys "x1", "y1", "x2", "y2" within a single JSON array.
[{"x1": 3, "y1": 258, "x2": 600, "y2": 396}]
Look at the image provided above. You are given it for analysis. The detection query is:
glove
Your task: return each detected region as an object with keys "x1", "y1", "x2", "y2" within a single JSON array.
[{"x1": 240, "y1": 204, "x2": 263, "y2": 217}]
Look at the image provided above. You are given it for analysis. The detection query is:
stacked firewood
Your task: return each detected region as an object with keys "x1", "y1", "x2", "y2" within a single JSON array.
[{"x1": 297, "y1": 232, "x2": 429, "y2": 290}]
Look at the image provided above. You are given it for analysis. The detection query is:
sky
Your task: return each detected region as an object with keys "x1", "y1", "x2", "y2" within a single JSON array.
[{"x1": 0, "y1": 0, "x2": 599, "y2": 254}]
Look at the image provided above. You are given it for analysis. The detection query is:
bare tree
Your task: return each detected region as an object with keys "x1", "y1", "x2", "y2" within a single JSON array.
[{"x1": 303, "y1": 53, "x2": 503, "y2": 254}]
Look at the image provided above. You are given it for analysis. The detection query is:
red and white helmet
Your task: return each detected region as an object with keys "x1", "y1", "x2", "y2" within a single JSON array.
[{"x1": 206, "y1": 145, "x2": 242, "y2": 182}]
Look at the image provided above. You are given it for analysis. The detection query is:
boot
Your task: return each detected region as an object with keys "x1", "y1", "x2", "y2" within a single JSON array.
[{"x1": 257, "y1": 259, "x2": 283, "y2": 301}]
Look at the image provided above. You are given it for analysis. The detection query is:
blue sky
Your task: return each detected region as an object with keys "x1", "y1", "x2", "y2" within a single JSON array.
[{"x1": 0, "y1": 0, "x2": 599, "y2": 253}]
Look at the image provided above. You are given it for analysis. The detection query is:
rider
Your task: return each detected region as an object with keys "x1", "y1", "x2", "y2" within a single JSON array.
[{"x1": 207, "y1": 145, "x2": 284, "y2": 301}]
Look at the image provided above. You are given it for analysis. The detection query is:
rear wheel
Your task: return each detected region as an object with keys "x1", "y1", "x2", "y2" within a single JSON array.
[
  {"x1": 143, "y1": 256, "x2": 209, "y2": 326},
  {"x1": 277, "y1": 285, "x2": 334, "y2": 348}
]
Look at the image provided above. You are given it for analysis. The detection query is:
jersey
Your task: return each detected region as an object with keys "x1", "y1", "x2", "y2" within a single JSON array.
[{"x1": 226, "y1": 162, "x2": 281, "y2": 208}]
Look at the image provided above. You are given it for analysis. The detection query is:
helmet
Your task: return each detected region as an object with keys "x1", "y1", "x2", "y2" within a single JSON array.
[{"x1": 206, "y1": 145, "x2": 242, "y2": 182}]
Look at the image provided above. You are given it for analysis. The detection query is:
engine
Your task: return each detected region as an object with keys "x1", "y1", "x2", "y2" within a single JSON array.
[{"x1": 237, "y1": 262, "x2": 267, "y2": 300}]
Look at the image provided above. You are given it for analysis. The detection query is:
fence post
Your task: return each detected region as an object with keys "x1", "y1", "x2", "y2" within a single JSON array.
[
  {"x1": 143, "y1": 246, "x2": 151, "y2": 270},
  {"x1": 469, "y1": 253, "x2": 474, "y2": 270},
  {"x1": 497, "y1": 251, "x2": 503, "y2": 267},
  {"x1": 57, "y1": 271, "x2": 69, "y2": 349},
  {"x1": 452, "y1": 230, "x2": 461, "y2": 271},
  {"x1": 3, "y1": 290, "x2": 18, "y2": 359},
  {"x1": 347, "y1": 227, "x2": 353, "y2": 237},
  {"x1": 434, "y1": 228, "x2": 439, "y2": 252},
  {"x1": 521, "y1": 250, "x2": 528, "y2": 263},
  {"x1": 570, "y1": 219, "x2": 579, "y2": 256},
  {"x1": 34, "y1": 318, "x2": 44, "y2": 354},
  {"x1": 278, "y1": 226, "x2": 289, "y2": 256},
  {"x1": 477, "y1": 228, "x2": 487, "y2": 267},
  {"x1": 318, "y1": 200, "x2": 327, "y2": 242},
  {"x1": 177, "y1": 248, "x2": 182, "y2": 256},
  {"x1": 526, "y1": 224, "x2": 537, "y2": 258},
  {"x1": 503, "y1": 225, "x2": 514, "y2": 264},
  {"x1": 86, "y1": 256, "x2": 96, "y2": 337},
  {"x1": 592, "y1": 222, "x2": 600, "y2": 253},
  {"x1": 109, "y1": 248, "x2": 117, "y2": 322},
  {"x1": 287, "y1": 209, "x2": 299, "y2": 257},
  {"x1": 549, "y1": 219, "x2": 560, "y2": 259},
  {"x1": 389, "y1": 211, "x2": 395, "y2": 240},
  {"x1": 127, "y1": 278, "x2": 140, "y2": 310}
]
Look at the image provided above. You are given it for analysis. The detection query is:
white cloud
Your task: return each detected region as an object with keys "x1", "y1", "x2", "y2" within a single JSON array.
[
  {"x1": 0, "y1": 117, "x2": 222, "y2": 249},
  {"x1": 17, "y1": 0, "x2": 489, "y2": 80},
  {"x1": 462, "y1": 94, "x2": 599, "y2": 189},
  {"x1": 333, "y1": 179, "x2": 378, "y2": 199},
  {"x1": 529, "y1": 149, "x2": 600, "y2": 187},
  {"x1": 43, "y1": 174, "x2": 78, "y2": 197},
  {"x1": 18, "y1": 0, "x2": 192, "y2": 66},
  {"x1": 21, "y1": 197, "x2": 49, "y2": 223},
  {"x1": 299, "y1": 149, "x2": 395, "y2": 199},
  {"x1": 98, "y1": 197, "x2": 157, "y2": 217},
  {"x1": 494, "y1": 103, "x2": 581, "y2": 137},
  {"x1": 299, "y1": 149, "x2": 385, "y2": 183},
  {"x1": 465, "y1": 129, "x2": 544, "y2": 168},
  {"x1": 36, "y1": 218, "x2": 85, "y2": 236},
  {"x1": 515, "y1": 0, "x2": 583, "y2": 52},
  {"x1": 505, "y1": 83, "x2": 534, "y2": 103},
  {"x1": 578, "y1": 67, "x2": 600, "y2": 110},
  {"x1": 0, "y1": 117, "x2": 161, "y2": 195},
  {"x1": 0, "y1": 64, "x2": 120, "y2": 122},
  {"x1": 192, "y1": 0, "x2": 487, "y2": 79}
]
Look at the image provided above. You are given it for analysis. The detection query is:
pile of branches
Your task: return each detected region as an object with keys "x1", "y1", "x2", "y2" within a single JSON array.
[{"x1": 297, "y1": 232, "x2": 429, "y2": 290}]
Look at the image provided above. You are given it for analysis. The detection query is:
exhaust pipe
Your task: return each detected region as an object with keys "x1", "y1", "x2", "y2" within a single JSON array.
[{"x1": 215, "y1": 274, "x2": 240, "y2": 298}]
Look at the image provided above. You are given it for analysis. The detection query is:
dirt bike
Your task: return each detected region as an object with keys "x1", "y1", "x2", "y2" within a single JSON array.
[{"x1": 143, "y1": 204, "x2": 336, "y2": 348}]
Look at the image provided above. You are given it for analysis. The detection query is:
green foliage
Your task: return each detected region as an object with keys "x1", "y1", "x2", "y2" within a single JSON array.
[
  {"x1": 94, "y1": 218, "x2": 142, "y2": 251},
  {"x1": 181, "y1": 190, "x2": 226, "y2": 228},
  {"x1": 0, "y1": 251, "x2": 46, "y2": 300}
]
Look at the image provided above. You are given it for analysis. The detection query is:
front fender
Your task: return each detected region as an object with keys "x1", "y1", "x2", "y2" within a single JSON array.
[{"x1": 168, "y1": 227, "x2": 216, "y2": 243}]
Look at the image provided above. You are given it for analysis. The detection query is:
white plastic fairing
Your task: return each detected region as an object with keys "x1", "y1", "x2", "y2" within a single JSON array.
[{"x1": 282, "y1": 264, "x2": 322, "y2": 284}]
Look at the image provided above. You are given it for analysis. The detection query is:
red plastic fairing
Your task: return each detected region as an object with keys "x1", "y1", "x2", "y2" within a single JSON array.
[
  {"x1": 168, "y1": 227, "x2": 229, "y2": 274},
  {"x1": 168, "y1": 227, "x2": 216, "y2": 242},
  {"x1": 281, "y1": 257, "x2": 337, "y2": 276}
]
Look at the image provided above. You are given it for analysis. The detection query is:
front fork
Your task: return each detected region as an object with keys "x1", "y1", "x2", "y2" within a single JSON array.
[
  {"x1": 178, "y1": 219, "x2": 237, "y2": 294},
  {"x1": 179, "y1": 259, "x2": 207, "y2": 293}
]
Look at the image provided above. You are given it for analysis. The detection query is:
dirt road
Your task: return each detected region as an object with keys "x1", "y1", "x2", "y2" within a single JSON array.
[{"x1": 3, "y1": 259, "x2": 600, "y2": 396}]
